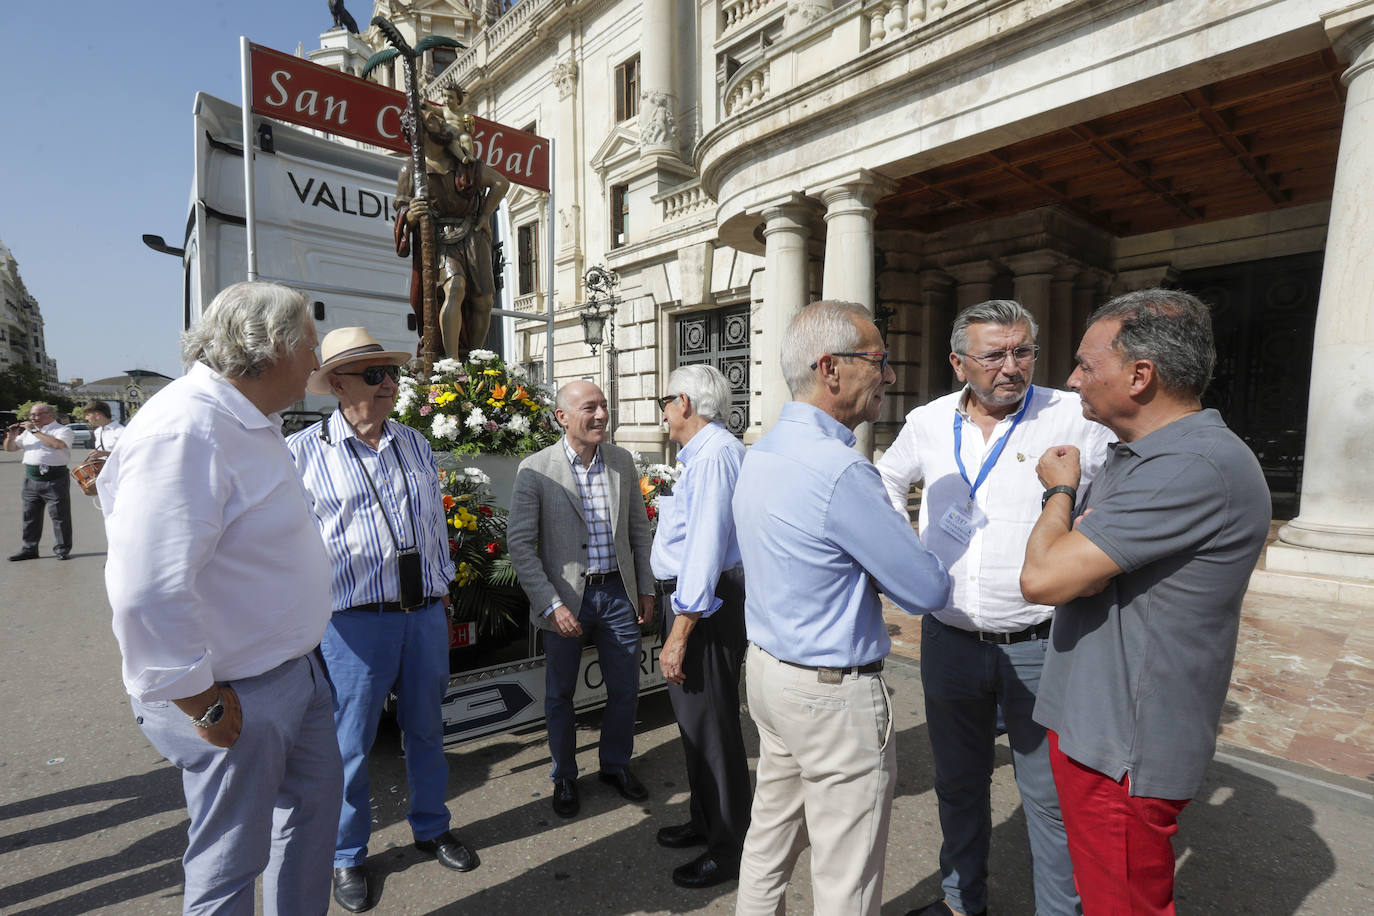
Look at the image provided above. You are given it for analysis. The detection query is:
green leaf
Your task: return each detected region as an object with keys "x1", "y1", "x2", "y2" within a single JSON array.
[
  {"x1": 415, "y1": 35, "x2": 466, "y2": 53},
  {"x1": 361, "y1": 47, "x2": 401, "y2": 78}
]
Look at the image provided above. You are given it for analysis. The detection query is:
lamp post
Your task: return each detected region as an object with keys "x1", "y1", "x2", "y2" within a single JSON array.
[{"x1": 579, "y1": 266, "x2": 620, "y2": 442}]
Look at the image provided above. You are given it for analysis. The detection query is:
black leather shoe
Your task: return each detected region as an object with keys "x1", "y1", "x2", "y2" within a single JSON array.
[
  {"x1": 657, "y1": 822, "x2": 708, "y2": 848},
  {"x1": 598, "y1": 766, "x2": 648, "y2": 802},
  {"x1": 414, "y1": 830, "x2": 479, "y2": 872},
  {"x1": 8, "y1": 549, "x2": 38, "y2": 561},
  {"x1": 332, "y1": 866, "x2": 373, "y2": 913},
  {"x1": 672, "y1": 851, "x2": 740, "y2": 889},
  {"x1": 55, "y1": 549, "x2": 70, "y2": 561},
  {"x1": 905, "y1": 900, "x2": 987, "y2": 916},
  {"x1": 552, "y1": 777, "x2": 580, "y2": 818}
]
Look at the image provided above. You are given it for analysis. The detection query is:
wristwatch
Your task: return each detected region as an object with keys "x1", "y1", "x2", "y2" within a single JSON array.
[
  {"x1": 1041, "y1": 485, "x2": 1077, "y2": 510},
  {"x1": 188, "y1": 692, "x2": 225, "y2": 729}
]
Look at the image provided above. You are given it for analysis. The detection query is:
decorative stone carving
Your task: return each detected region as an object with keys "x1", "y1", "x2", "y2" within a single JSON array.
[
  {"x1": 552, "y1": 59, "x2": 579, "y2": 100},
  {"x1": 639, "y1": 89, "x2": 679, "y2": 146},
  {"x1": 786, "y1": 0, "x2": 831, "y2": 32}
]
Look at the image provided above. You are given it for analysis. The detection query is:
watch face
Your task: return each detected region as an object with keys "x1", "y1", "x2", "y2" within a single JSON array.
[{"x1": 205, "y1": 702, "x2": 225, "y2": 726}]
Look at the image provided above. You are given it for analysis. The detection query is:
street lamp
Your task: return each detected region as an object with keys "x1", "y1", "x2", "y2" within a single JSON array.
[{"x1": 579, "y1": 266, "x2": 621, "y2": 440}]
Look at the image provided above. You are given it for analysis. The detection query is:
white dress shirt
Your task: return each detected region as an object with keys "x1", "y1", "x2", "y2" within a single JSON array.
[
  {"x1": 876, "y1": 385, "x2": 1112, "y2": 633},
  {"x1": 100, "y1": 361, "x2": 333, "y2": 701},
  {"x1": 94, "y1": 421, "x2": 124, "y2": 451},
  {"x1": 286, "y1": 411, "x2": 455, "y2": 610},
  {"x1": 18, "y1": 422, "x2": 74, "y2": 468}
]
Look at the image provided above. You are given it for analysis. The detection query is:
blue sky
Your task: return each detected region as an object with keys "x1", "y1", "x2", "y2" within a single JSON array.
[{"x1": 1, "y1": 1, "x2": 354, "y2": 382}]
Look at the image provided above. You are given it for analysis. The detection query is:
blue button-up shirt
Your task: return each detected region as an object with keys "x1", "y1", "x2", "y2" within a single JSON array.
[
  {"x1": 733, "y1": 402, "x2": 951, "y2": 667},
  {"x1": 650, "y1": 421, "x2": 745, "y2": 618}
]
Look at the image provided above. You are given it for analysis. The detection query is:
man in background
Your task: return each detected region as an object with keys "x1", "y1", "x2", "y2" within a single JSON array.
[{"x1": 6, "y1": 401, "x2": 74, "y2": 561}]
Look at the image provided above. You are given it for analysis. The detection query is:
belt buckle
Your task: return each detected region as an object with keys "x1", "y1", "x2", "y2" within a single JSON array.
[{"x1": 817, "y1": 668, "x2": 843, "y2": 685}]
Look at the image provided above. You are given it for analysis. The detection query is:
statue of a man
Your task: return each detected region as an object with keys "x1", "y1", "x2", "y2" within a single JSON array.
[{"x1": 393, "y1": 103, "x2": 510, "y2": 358}]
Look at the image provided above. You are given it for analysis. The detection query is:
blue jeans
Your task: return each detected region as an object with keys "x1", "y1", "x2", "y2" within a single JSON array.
[
  {"x1": 921, "y1": 615, "x2": 1080, "y2": 916},
  {"x1": 321, "y1": 599, "x2": 452, "y2": 868},
  {"x1": 543, "y1": 578, "x2": 643, "y2": 780},
  {"x1": 132, "y1": 653, "x2": 342, "y2": 916}
]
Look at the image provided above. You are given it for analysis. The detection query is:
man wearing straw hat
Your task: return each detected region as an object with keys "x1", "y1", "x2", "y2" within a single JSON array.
[{"x1": 287, "y1": 327, "x2": 476, "y2": 914}]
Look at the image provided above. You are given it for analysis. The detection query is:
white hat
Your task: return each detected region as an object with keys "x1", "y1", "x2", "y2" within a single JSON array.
[{"x1": 306, "y1": 327, "x2": 412, "y2": 396}]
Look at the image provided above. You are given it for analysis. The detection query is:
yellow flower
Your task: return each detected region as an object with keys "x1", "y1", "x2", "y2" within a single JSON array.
[
  {"x1": 435, "y1": 391, "x2": 457, "y2": 406},
  {"x1": 456, "y1": 561, "x2": 475, "y2": 586},
  {"x1": 483, "y1": 369, "x2": 501, "y2": 376}
]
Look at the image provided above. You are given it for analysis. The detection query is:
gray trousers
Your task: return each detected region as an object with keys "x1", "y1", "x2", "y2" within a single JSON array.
[
  {"x1": 21, "y1": 473, "x2": 71, "y2": 553},
  {"x1": 132, "y1": 652, "x2": 343, "y2": 916}
]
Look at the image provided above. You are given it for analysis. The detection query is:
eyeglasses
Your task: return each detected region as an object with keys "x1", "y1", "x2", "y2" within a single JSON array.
[
  {"x1": 656, "y1": 394, "x2": 680, "y2": 411},
  {"x1": 810, "y1": 351, "x2": 891, "y2": 373},
  {"x1": 335, "y1": 364, "x2": 402, "y2": 386},
  {"x1": 959, "y1": 346, "x2": 1039, "y2": 369}
]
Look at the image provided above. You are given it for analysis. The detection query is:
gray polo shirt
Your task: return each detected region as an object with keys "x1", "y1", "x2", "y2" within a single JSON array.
[{"x1": 1034, "y1": 409, "x2": 1271, "y2": 799}]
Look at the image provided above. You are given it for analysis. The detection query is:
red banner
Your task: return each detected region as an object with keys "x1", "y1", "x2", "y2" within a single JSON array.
[{"x1": 249, "y1": 42, "x2": 550, "y2": 191}]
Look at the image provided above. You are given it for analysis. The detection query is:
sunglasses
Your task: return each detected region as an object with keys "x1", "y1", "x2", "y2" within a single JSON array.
[
  {"x1": 656, "y1": 394, "x2": 680, "y2": 411},
  {"x1": 335, "y1": 364, "x2": 402, "y2": 386}
]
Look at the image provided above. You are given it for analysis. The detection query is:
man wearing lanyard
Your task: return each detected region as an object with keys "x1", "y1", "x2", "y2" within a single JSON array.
[
  {"x1": 6, "y1": 402, "x2": 75, "y2": 560},
  {"x1": 733, "y1": 300, "x2": 950, "y2": 916},
  {"x1": 649, "y1": 364, "x2": 751, "y2": 889},
  {"x1": 288, "y1": 327, "x2": 477, "y2": 914},
  {"x1": 877, "y1": 300, "x2": 1110, "y2": 916}
]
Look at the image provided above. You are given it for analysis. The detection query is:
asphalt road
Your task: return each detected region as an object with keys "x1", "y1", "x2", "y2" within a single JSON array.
[{"x1": 1, "y1": 452, "x2": 1371, "y2": 914}]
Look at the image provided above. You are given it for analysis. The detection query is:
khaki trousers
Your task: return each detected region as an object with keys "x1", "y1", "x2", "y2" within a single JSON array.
[{"x1": 736, "y1": 644, "x2": 895, "y2": 915}]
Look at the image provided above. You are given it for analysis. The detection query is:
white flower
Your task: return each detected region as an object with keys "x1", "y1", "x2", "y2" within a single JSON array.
[
  {"x1": 468, "y1": 349, "x2": 497, "y2": 363},
  {"x1": 506, "y1": 413, "x2": 530, "y2": 434},
  {"x1": 463, "y1": 467, "x2": 492, "y2": 485},
  {"x1": 431, "y1": 414, "x2": 460, "y2": 440},
  {"x1": 433, "y1": 357, "x2": 462, "y2": 373},
  {"x1": 465, "y1": 407, "x2": 487, "y2": 429}
]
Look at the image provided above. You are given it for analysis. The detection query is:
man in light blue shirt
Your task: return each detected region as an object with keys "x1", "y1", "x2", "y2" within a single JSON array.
[
  {"x1": 732, "y1": 300, "x2": 951, "y2": 916},
  {"x1": 649, "y1": 364, "x2": 751, "y2": 890}
]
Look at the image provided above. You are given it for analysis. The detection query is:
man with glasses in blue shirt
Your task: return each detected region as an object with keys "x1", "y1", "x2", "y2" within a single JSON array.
[
  {"x1": 733, "y1": 300, "x2": 950, "y2": 916},
  {"x1": 877, "y1": 300, "x2": 1109, "y2": 916},
  {"x1": 288, "y1": 327, "x2": 477, "y2": 913}
]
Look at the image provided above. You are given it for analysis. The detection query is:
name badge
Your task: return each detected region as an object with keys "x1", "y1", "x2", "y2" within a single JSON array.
[{"x1": 938, "y1": 502, "x2": 986, "y2": 545}]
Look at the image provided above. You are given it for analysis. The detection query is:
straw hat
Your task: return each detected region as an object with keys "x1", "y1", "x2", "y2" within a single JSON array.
[{"x1": 306, "y1": 327, "x2": 412, "y2": 395}]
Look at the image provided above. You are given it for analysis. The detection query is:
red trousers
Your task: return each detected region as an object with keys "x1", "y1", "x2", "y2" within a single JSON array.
[{"x1": 1048, "y1": 731, "x2": 1191, "y2": 916}]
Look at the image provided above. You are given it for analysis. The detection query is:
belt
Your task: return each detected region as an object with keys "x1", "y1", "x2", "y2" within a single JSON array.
[
  {"x1": 654, "y1": 577, "x2": 677, "y2": 592},
  {"x1": 342, "y1": 596, "x2": 444, "y2": 614},
  {"x1": 945, "y1": 619, "x2": 1052, "y2": 644},
  {"x1": 583, "y1": 571, "x2": 619, "y2": 586},
  {"x1": 762, "y1": 646, "x2": 884, "y2": 683}
]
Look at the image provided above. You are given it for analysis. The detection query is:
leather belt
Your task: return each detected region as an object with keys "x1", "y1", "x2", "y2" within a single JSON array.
[
  {"x1": 761, "y1": 645, "x2": 884, "y2": 684},
  {"x1": 342, "y1": 596, "x2": 444, "y2": 614},
  {"x1": 583, "y1": 571, "x2": 618, "y2": 586},
  {"x1": 946, "y1": 619, "x2": 1052, "y2": 644},
  {"x1": 654, "y1": 577, "x2": 677, "y2": 592}
]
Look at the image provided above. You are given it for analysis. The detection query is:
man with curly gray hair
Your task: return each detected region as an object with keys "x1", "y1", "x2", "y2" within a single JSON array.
[{"x1": 100, "y1": 281, "x2": 343, "y2": 915}]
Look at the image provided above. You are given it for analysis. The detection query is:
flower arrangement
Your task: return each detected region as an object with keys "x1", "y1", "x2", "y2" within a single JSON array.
[
  {"x1": 395, "y1": 350, "x2": 560, "y2": 456},
  {"x1": 633, "y1": 451, "x2": 682, "y2": 532},
  {"x1": 439, "y1": 466, "x2": 527, "y2": 640}
]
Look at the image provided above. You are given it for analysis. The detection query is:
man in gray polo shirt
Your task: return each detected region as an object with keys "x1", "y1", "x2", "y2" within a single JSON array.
[{"x1": 1020, "y1": 288, "x2": 1270, "y2": 915}]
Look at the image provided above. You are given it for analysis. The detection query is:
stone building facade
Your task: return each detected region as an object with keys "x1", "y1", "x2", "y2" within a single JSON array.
[
  {"x1": 333, "y1": 0, "x2": 1374, "y2": 582},
  {"x1": 0, "y1": 239, "x2": 55, "y2": 380}
]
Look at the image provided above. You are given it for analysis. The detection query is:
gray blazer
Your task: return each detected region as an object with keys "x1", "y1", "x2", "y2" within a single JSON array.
[{"x1": 507, "y1": 439, "x2": 653, "y2": 630}]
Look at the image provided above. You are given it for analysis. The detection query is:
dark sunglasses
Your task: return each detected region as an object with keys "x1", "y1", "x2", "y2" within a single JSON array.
[
  {"x1": 656, "y1": 394, "x2": 680, "y2": 411},
  {"x1": 335, "y1": 364, "x2": 402, "y2": 386}
]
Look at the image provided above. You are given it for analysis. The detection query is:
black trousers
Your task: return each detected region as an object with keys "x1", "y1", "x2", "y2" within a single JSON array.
[
  {"x1": 657, "y1": 567, "x2": 752, "y2": 859},
  {"x1": 21, "y1": 473, "x2": 71, "y2": 553}
]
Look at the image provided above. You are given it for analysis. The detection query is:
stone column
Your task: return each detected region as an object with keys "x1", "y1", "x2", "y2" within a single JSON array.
[
  {"x1": 915, "y1": 269, "x2": 956, "y2": 404},
  {"x1": 1049, "y1": 263, "x2": 1080, "y2": 388},
  {"x1": 818, "y1": 172, "x2": 890, "y2": 455},
  {"x1": 946, "y1": 259, "x2": 998, "y2": 309},
  {"x1": 1004, "y1": 250, "x2": 1062, "y2": 387},
  {"x1": 1269, "y1": 6, "x2": 1374, "y2": 579},
  {"x1": 639, "y1": 0, "x2": 680, "y2": 159},
  {"x1": 758, "y1": 196, "x2": 816, "y2": 436}
]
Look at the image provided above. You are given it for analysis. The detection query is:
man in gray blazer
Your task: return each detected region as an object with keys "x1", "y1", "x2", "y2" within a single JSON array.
[{"x1": 507, "y1": 379, "x2": 655, "y2": 818}]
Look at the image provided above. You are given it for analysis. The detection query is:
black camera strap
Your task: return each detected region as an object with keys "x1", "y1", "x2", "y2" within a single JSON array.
[{"x1": 344, "y1": 433, "x2": 421, "y2": 554}]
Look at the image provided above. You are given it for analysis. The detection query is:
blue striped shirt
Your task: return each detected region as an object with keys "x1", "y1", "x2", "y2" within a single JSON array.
[{"x1": 286, "y1": 411, "x2": 455, "y2": 611}]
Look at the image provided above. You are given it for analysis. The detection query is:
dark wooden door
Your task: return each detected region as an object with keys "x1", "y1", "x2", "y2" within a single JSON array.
[{"x1": 675, "y1": 304, "x2": 750, "y2": 437}]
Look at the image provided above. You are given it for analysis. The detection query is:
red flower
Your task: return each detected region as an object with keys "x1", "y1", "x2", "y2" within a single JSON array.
[
  {"x1": 478, "y1": 505, "x2": 494, "y2": 517},
  {"x1": 646, "y1": 505, "x2": 658, "y2": 520},
  {"x1": 485, "y1": 541, "x2": 500, "y2": 555}
]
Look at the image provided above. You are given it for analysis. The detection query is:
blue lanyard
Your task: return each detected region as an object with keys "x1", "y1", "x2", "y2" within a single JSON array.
[{"x1": 952, "y1": 385, "x2": 1034, "y2": 505}]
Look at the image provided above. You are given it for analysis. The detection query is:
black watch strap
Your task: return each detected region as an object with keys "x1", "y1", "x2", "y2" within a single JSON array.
[{"x1": 1041, "y1": 485, "x2": 1077, "y2": 510}]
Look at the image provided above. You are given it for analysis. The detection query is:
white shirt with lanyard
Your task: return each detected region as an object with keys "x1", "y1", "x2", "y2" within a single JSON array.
[{"x1": 937, "y1": 386, "x2": 1035, "y2": 546}]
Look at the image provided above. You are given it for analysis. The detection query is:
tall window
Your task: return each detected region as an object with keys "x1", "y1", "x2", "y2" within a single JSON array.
[
  {"x1": 610, "y1": 184, "x2": 629, "y2": 249},
  {"x1": 615, "y1": 56, "x2": 640, "y2": 122},
  {"x1": 517, "y1": 223, "x2": 539, "y2": 295}
]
